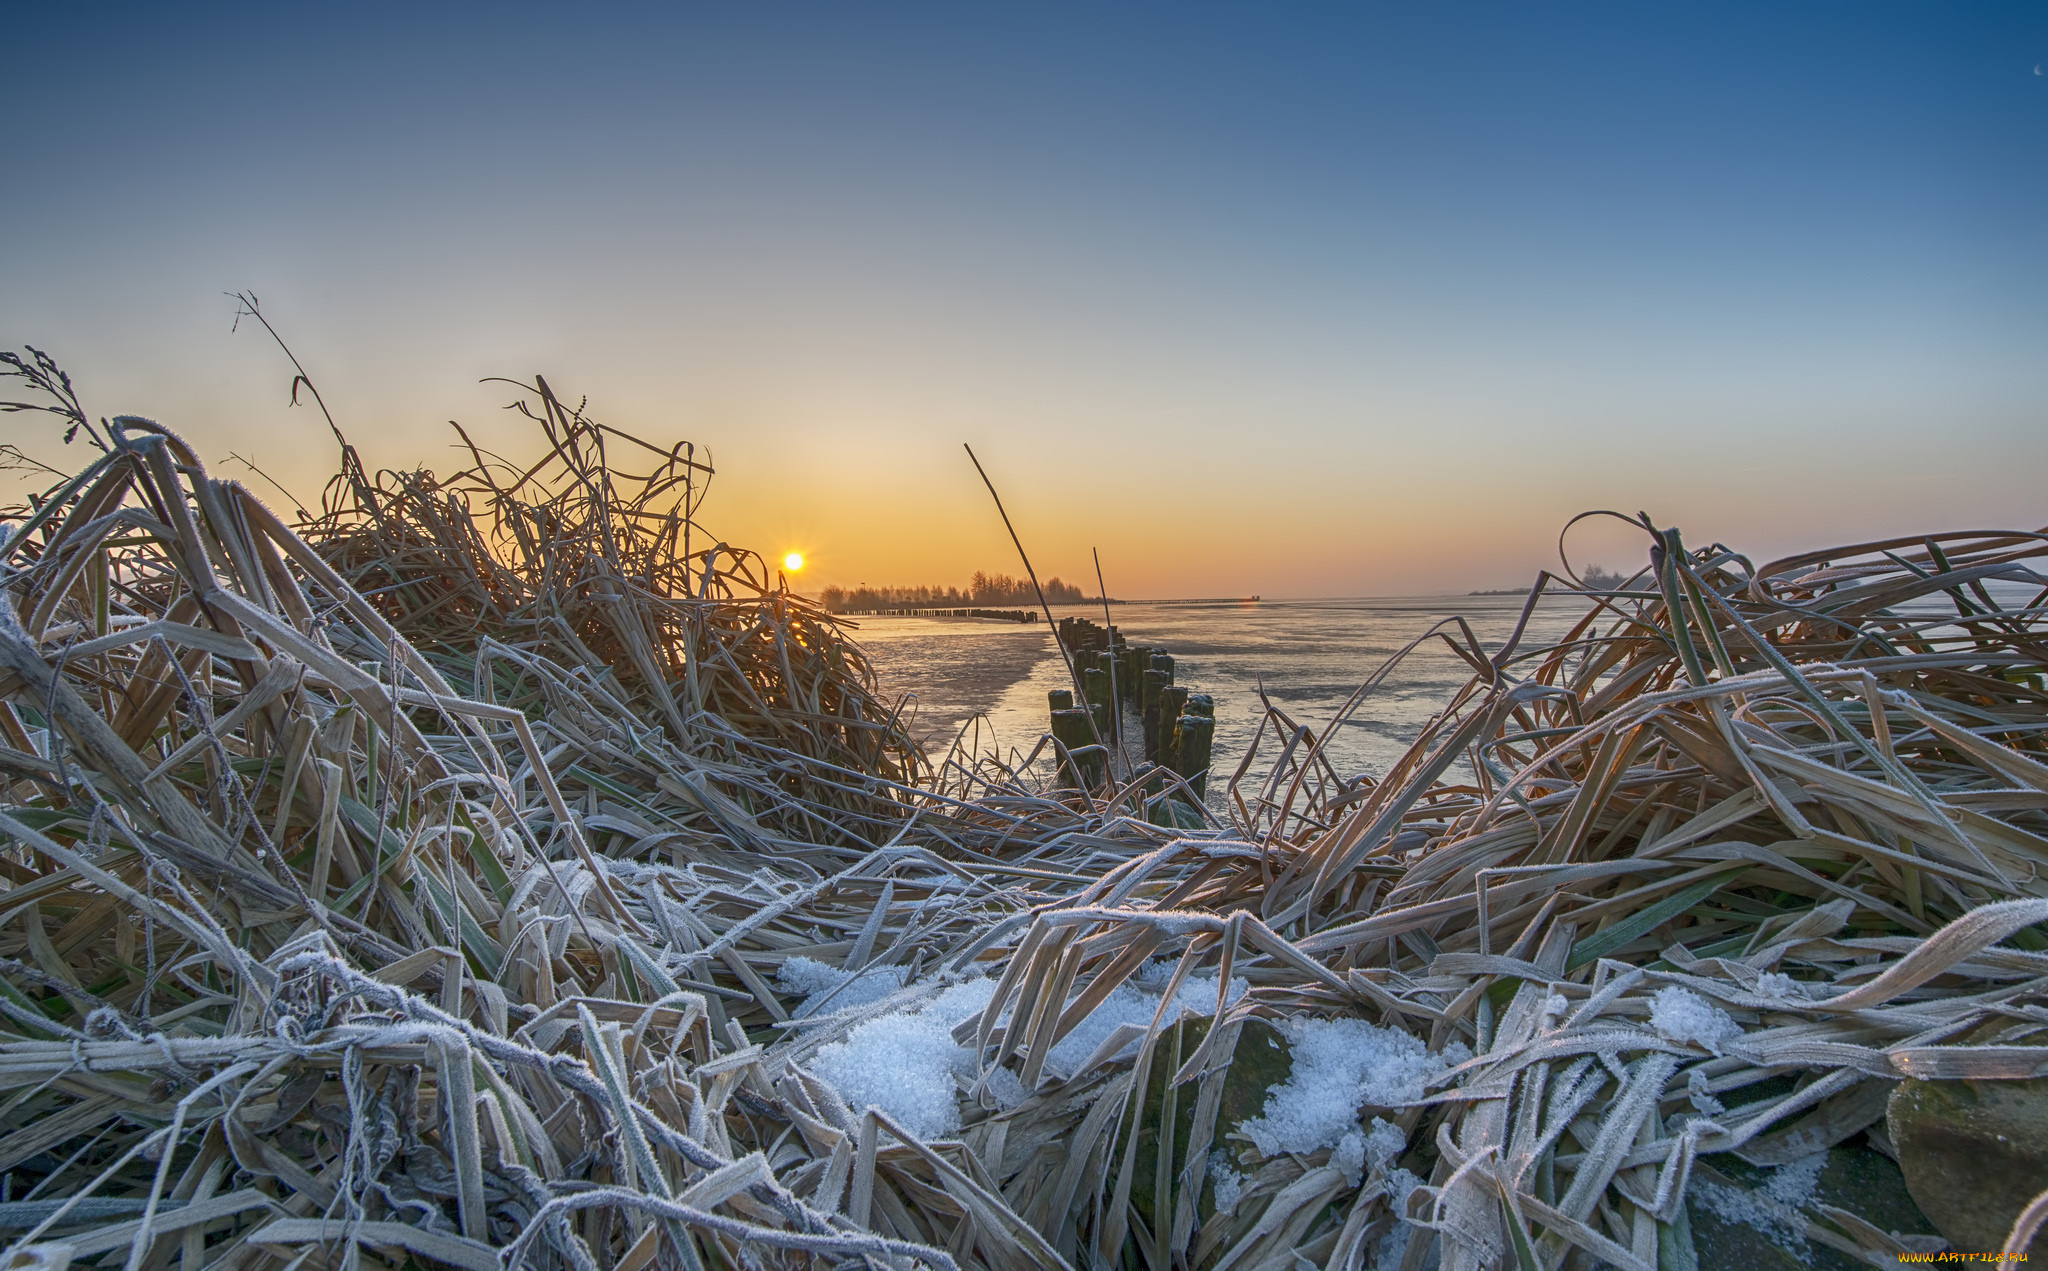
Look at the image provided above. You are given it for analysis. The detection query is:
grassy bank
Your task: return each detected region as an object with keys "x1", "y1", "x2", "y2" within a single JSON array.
[{"x1": 3, "y1": 356, "x2": 2046, "y2": 1268}]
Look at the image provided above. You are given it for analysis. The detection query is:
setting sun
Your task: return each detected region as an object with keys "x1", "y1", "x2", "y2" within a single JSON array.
[{"x1": 783, "y1": 552, "x2": 804, "y2": 572}]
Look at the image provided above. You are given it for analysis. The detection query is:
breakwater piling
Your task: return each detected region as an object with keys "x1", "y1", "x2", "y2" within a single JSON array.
[{"x1": 1052, "y1": 615, "x2": 1213, "y2": 824}]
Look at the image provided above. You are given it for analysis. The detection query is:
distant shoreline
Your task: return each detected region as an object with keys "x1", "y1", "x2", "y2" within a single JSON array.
[
  {"x1": 832, "y1": 596, "x2": 1269, "y2": 616},
  {"x1": 815, "y1": 590, "x2": 1596, "y2": 611}
]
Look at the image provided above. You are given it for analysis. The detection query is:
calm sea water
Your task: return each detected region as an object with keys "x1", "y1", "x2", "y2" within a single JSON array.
[{"x1": 850, "y1": 594, "x2": 1597, "y2": 790}]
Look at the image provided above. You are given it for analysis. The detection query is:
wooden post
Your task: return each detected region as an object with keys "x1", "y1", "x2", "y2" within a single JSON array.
[
  {"x1": 1176, "y1": 713, "x2": 1214, "y2": 800},
  {"x1": 1050, "y1": 707, "x2": 1101, "y2": 789},
  {"x1": 1082, "y1": 666, "x2": 1113, "y2": 748},
  {"x1": 1123, "y1": 646, "x2": 1151, "y2": 704},
  {"x1": 1140, "y1": 668, "x2": 1167, "y2": 759},
  {"x1": 1082, "y1": 665, "x2": 1109, "y2": 712},
  {"x1": 1156, "y1": 685, "x2": 1189, "y2": 774}
]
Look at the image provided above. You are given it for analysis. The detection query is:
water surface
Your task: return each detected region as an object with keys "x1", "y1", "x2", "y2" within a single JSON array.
[{"x1": 851, "y1": 594, "x2": 1596, "y2": 789}]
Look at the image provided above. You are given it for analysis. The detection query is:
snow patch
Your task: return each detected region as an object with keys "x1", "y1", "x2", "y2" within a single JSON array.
[
  {"x1": 809, "y1": 960, "x2": 1245, "y2": 1138},
  {"x1": 777, "y1": 955, "x2": 909, "y2": 1016},
  {"x1": 810, "y1": 978, "x2": 995, "y2": 1139},
  {"x1": 1689, "y1": 1151, "x2": 1828, "y2": 1262},
  {"x1": 1375, "y1": 1166, "x2": 1429, "y2": 1266},
  {"x1": 1209, "y1": 1150, "x2": 1244, "y2": 1214},
  {"x1": 1365, "y1": 1117, "x2": 1407, "y2": 1172},
  {"x1": 1043, "y1": 960, "x2": 1247, "y2": 1079},
  {"x1": 1237, "y1": 1018, "x2": 1458, "y2": 1157}
]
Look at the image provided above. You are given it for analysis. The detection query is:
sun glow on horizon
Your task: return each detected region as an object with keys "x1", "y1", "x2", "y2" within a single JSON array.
[{"x1": 784, "y1": 552, "x2": 805, "y2": 572}]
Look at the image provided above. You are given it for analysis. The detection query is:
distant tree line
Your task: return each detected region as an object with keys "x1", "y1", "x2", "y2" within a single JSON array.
[
  {"x1": 820, "y1": 571, "x2": 1098, "y2": 612},
  {"x1": 1472, "y1": 564, "x2": 1635, "y2": 597}
]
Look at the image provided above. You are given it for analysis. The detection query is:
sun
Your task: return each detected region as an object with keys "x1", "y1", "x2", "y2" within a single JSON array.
[{"x1": 783, "y1": 552, "x2": 804, "y2": 572}]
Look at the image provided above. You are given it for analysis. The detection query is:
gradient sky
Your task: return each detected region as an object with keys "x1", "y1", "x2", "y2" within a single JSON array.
[{"x1": 4, "y1": 3, "x2": 2044, "y2": 597}]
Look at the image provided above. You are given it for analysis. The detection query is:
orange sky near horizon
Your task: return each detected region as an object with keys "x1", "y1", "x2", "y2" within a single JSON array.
[{"x1": 3, "y1": 6, "x2": 2042, "y2": 600}]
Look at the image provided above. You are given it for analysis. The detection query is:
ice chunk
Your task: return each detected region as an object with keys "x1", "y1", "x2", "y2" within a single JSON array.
[
  {"x1": 1650, "y1": 985, "x2": 1741, "y2": 1051},
  {"x1": 1237, "y1": 1018, "x2": 1454, "y2": 1157}
]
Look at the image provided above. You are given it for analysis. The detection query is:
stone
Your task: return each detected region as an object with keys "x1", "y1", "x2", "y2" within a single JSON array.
[
  {"x1": 1687, "y1": 1142, "x2": 1937, "y2": 1270},
  {"x1": 1888, "y1": 1076, "x2": 2048, "y2": 1254},
  {"x1": 1128, "y1": 1016, "x2": 1294, "y2": 1222}
]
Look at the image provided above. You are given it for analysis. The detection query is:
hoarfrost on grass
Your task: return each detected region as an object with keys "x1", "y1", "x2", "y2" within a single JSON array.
[
  {"x1": 1237, "y1": 1018, "x2": 1458, "y2": 1157},
  {"x1": 1688, "y1": 1151, "x2": 1828, "y2": 1263},
  {"x1": 1650, "y1": 985, "x2": 1742, "y2": 1051}
]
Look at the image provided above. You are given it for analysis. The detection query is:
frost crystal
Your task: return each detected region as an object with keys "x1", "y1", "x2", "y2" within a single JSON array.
[
  {"x1": 1685, "y1": 1067, "x2": 1725, "y2": 1116},
  {"x1": 1649, "y1": 985, "x2": 1742, "y2": 1051},
  {"x1": 1755, "y1": 971, "x2": 1799, "y2": 1000},
  {"x1": 984, "y1": 1066, "x2": 1029, "y2": 1110}
]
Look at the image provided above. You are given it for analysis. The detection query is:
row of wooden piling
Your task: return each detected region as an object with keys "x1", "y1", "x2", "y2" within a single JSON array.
[{"x1": 1047, "y1": 615, "x2": 1214, "y2": 823}]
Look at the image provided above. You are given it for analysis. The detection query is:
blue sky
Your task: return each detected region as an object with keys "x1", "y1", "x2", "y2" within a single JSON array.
[{"x1": 4, "y1": 3, "x2": 2043, "y2": 594}]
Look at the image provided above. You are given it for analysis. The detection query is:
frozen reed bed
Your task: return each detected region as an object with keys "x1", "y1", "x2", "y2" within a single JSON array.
[{"x1": 4, "y1": 352, "x2": 2048, "y2": 1269}]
